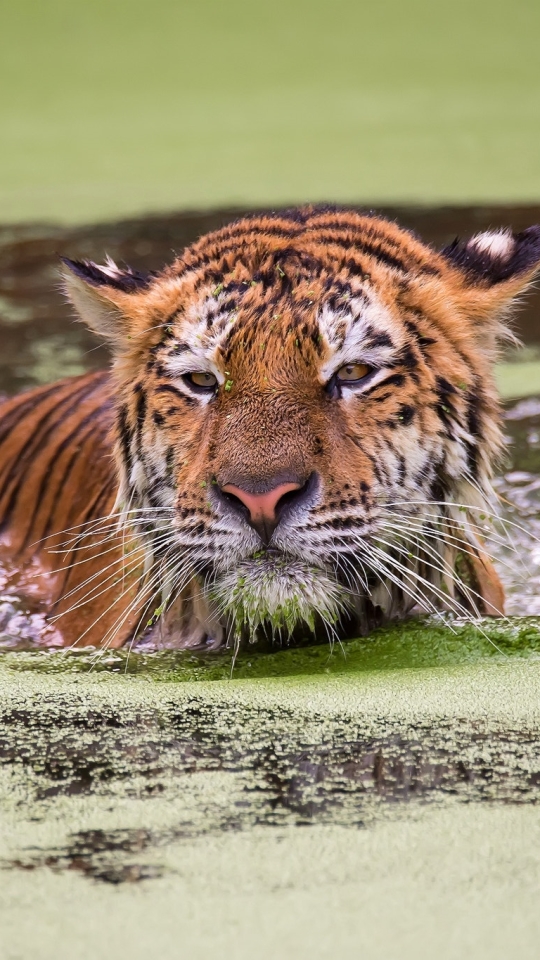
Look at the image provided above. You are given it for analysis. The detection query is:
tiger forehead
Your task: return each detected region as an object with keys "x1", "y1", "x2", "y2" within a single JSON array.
[
  {"x1": 164, "y1": 270, "x2": 397, "y2": 366},
  {"x1": 168, "y1": 206, "x2": 444, "y2": 285}
]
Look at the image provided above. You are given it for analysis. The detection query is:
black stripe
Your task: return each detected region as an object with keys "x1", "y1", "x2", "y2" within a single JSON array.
[
  {"x1": 0, "y1": 380, "x2": 67, "y2": 449},
  {"x1": 397, "y1": 404, "x2": 416, "y2": 426},
  {"x1": 311, "y1": 233, "x2": 412, "y2": 273},
  {"x1": 155, "y1": 383, "x2": 189, "y2": 399},
  {"x1": 363, "y1": 373, "x2": 406, "y2": 396},
  {"x1": 135, "y1": 385, "x2": 147, "y2": 451},
  {"x1": 0, "y1": 378, "x2": 105, "y2": 531},
  {"x1": 19, "y1": 402, "x2": 113, "y2": 552},
  {"x1": 346, "y1": 434, "x2": 384, "y2": 484},
  {"x1": 364, "y1": 331, "x2": 394, "y2": 349},
  {"x1": 117, "y1": 405, "x2": 133, "y2": 477}
]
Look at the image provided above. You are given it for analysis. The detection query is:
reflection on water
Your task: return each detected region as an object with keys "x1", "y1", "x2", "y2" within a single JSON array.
[{"x1": 2, "y1": 680, "x2": 540, "y2": 883}]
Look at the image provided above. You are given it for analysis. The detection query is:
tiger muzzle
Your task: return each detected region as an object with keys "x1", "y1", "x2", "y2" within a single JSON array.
[{"x1": 214, "y1": 472, "x2": 320, "y2": 545}]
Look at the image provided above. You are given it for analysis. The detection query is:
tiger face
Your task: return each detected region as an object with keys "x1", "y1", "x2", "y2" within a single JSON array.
[{"x1": 62, "y1": 207, "x2": 540, "y2": 649}]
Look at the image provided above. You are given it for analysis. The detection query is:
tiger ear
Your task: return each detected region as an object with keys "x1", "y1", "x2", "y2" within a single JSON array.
[
  {"x1": 441, "y1": 226, "x2": 540, "y2": 286},
  {"x1": 440, "y1": 226, "x2": 540, "y2": 348},
  {"x1": 61, "y1": 257, "x2": 152, "y2": 349}
]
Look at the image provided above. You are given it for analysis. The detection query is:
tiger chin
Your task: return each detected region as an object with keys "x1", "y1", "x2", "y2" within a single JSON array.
[{"x1": 1, "y1": 206, "x2": 539, "y2": 652}]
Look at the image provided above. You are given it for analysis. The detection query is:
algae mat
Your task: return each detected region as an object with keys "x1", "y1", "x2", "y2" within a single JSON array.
[
  {"x1": 1, "y1": 621, "x2": 540, "y2": 960},
  {"x1": 2, "y1": 0, "x2": 540, "y2": 223}
]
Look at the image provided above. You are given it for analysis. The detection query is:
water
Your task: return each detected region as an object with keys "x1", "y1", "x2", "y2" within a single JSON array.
[
  {"x1": 1, "y1": 206, "x2": 540, "y2": 959},
  {"x1": 2, "y1": 658, "x2": 540, "y2": 959}
]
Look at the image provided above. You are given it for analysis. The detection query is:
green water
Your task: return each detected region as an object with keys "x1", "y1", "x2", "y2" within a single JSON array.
[
  {"x1": 2, "y1": 0, "x2": 540, "y2": 223},
  {"x1": 5, "y1": 616, "x2": 540, "y2": 680},
  {"x1": 2, "y1": 642, "x2": 540, "y2": 959}
]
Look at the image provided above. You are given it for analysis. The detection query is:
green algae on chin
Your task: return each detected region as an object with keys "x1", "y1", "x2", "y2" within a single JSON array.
[
  {"x1": 208, "y1": 553, "x2": 344, "y2": 644},
  {"x1": 2, "y1": 616, "x2": 540, "y2": 683}
]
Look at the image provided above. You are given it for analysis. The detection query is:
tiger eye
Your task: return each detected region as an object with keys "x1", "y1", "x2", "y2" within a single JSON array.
[
  {"x1": 336, "y1": 363, "x2": 372, "y2": 383},
  {"x1": 186, "y1": 371, "x2": 218, "y2": 389}
]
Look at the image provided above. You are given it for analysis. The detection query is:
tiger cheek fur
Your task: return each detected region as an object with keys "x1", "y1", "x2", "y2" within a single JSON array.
[{"x1": 1, "y1": 207, "x2": 539, "y2": 649}]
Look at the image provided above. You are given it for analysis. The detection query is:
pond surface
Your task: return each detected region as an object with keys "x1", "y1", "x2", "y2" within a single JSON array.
[{"x1": 1, "y1": 206, "x2": 540, "y2": 960}]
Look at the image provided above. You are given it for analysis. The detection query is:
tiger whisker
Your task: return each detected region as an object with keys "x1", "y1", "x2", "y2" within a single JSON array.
[
  {"x1": 49, "y1": 530, "x2": 183, "y2": 615},
  {"x1": 378, "y1": 506, "x2": 518, "y2": 549},
  {"x1": 34, "y1": 537, "x2": 146, "y2": 577},
  {"x1": 352, "y1": 531, "x2": 469, "y2": 616},
  {"x1": 70, "y1": 550, "x2": 193, "y2": 653},
  {"x1": 49, "y1": 533, "x2": 173, "y2": 604},
  {"x1": 377, "y1": 516, "x2": 520, "y2": 576},
  {"x1": 351, "y1": 539, "x2": 468, "y2": 634},
  {"x1": 375, "y1": 527, "x2": 503, "y2": 621},
  {"x1": 356, "y1": 537, "x2": 509, "y2": 657},
  {"x1": 382, "y1": 499, "x2": 540, "y2": 545},
  {"x1": 48, "y1": 526, "x2": 177, "y2": 588},
  {"x1": 64, "y1": 568, "x2": 154, "y2": 651},
  {"x1": 48, "y1": 552, "x2": 148, "y2": 622},
  {"x1": 378, "y1": 512, "x2": 528, "y2": 572},
  {"x1": 52, "y1": 515, "x2": 173, "y2": 551},
  {"x1": 98, "y1": 556, "x2": 204, "y2": 659},
  {"x1": 30, "y1": 507, "x2": 170, "y2": 550},
  {"x1": 369, "y1": 536, "x2": 486, "y2": 619}
]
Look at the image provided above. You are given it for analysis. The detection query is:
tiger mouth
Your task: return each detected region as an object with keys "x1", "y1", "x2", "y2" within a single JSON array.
[{"x1": 206, "y1": 550, "x2": 353, "y2": 641}]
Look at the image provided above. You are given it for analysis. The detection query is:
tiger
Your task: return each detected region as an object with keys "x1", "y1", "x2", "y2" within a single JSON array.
[{"x1": 0, "y1": 205, "x2": 539, "y2": 651}]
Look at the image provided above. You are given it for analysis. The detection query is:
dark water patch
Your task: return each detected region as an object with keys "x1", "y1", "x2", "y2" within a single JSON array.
[
  {"x1": 8, "y1": 829, "x2": 163, "y2": 884},
  {"x1": 2, "y1": 690, "x2": 540, "y2": 807}
]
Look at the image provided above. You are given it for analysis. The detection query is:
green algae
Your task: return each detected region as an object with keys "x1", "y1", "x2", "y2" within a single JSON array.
[
  {"x1": 3, "y1": 616, "x2": 540, "y2": 682},
  {"x1": 209, "y1": 553, "x2": 344, "y2": 643},
  {"x1": 2, "y1": 807, "x2": 540, "y2": 960},
  {"x1": 2, "y1": 0, "x2": 540, "y2": 224},
  {"x1": 1, "y1": 656, "x2": 540, "y2": 959}
]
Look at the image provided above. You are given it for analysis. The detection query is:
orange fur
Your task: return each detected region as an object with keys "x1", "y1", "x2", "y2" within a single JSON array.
[{"x1": 2, "y1": 207, "x2": 540, "y2": 649}]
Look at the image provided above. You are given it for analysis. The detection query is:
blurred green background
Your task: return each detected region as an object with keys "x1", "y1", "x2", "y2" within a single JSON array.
[{"x1": 1, "y1": 0, "x2": 540, "y2": 224}]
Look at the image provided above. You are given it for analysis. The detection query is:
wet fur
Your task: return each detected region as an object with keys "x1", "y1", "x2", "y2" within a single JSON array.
[{"x1": 1, "y1": 206, "x2": 540, "y2": 649}]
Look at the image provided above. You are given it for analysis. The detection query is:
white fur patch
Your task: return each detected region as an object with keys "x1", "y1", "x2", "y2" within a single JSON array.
[
  {"x1": 469, "y1": 230, "x2": 514, "y2": 260},
  {"x1": 163, "y1": 289, "x2": 238, "y2": 395},
  {"x1": 318, "y1": 290, "x2": 403, "y2": 384},
  {"x1": 62, "y1": 269, "x2": 124, "y2": 345},
  {"x1": 209, "y1": 555, "x2": 348, "y2": 637},
  {"x1": 100, "y1": 255, "x2": 124, "y2": 281}
]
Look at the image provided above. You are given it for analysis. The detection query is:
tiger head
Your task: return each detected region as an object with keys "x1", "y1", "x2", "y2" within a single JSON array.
[{"x1": 62, "y1": 207, "x2": 540, "y2": 649}]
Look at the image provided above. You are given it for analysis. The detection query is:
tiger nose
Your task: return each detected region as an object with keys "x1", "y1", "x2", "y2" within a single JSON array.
[{"x1": 221, "y1": 481, "x2": 303, "y2": 544}]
